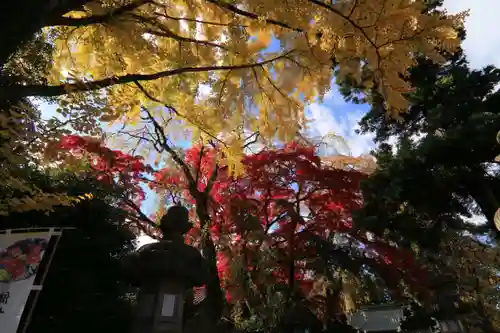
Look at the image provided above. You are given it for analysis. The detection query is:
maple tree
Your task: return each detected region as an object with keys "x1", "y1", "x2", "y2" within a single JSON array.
[
  {"x1": 2, "y1": 0, "x2": 467, "y2": 175},
  {"x1": 51, "y1": 134, "x2": 161, "y2": 235},
  {"x1": 170, "y1": 142, "x2": 430, "y2": 329},
  {"x1": 55, "y1": 133, "x2": 432, "y2": 331}
]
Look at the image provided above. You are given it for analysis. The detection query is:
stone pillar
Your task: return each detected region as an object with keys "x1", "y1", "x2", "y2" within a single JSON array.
[{"x1": 124, "y1": 205, "x2": 209, "y2": 333}]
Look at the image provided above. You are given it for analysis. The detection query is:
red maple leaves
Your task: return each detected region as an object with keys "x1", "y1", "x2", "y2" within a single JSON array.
[
  {"x1": 148, "y1": 141, "x2": 428, "y2": 302},
  {"x1": 57, "y1": 135, "x2": 428, "y2": 305},
  {"x1": 58, "y1": 135, "x2": 150, "y2": 205}
]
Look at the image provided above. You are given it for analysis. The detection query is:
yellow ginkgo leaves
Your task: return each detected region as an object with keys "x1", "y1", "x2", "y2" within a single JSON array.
[{"x1": 40, "y1": 0, "x2": 466, "y2": 174}]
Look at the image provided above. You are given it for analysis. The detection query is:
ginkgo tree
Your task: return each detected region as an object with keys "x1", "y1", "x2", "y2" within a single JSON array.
[{"x1": 2, "y1": 0, "x2": 466, "y2": 174}]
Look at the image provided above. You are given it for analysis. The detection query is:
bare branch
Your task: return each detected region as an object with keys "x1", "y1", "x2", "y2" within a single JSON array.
[
  {"x1": 134, "y1": 81, "x2": 227, "y2": 146},
  {"x1": 140, "y1": 106, "x2": 198, "y2": 190},
  {"x1": 243, "y1": 131, "x2": 260, "y2": 149},
  {"x1": 122, "y1": 197, "x2": 155, "y2": 225}
]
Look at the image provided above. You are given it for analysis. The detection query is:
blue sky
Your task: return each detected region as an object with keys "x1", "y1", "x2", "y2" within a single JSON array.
[{"x1": 39, "y1": 0, "x2": 497, "y2": 220}]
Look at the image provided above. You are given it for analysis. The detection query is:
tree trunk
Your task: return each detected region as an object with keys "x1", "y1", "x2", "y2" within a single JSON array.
[
  {"x1": 195, "y1": 193, "x2": 224, "y2": 330},
  {"x1": 0, "y1": 0, "x2": 90, "y2": 67}
]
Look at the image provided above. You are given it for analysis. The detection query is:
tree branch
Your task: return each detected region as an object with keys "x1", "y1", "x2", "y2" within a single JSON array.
[
  {"x1": 195, "y1": 145, "x2": 205, "y2": 187},
  {"x1": 144, "y1": 28, "x2": 231, "y2": 52},
  {"x1": 243, "y1": 131, "x2": 260, "y2": 149},
  {"x1": 122, "y1": 196, "x2": 155, "y2": 225},
  {"x1": 47, "y1": 0, "x2": 153, "y2": 27},
  {"x1": 7, "y1": 51, "x2": 294, "y2": 99},
  {"x1": 141, "y1": 106, "x2": 198, "y2": 190},
  {"x1": 134, "y1": 81, "x2": 225, "y2": 145},
  {"x1": 152, "y1": 11, "x2": 248, "y2": 27},
  {"x1": 206, "y1": 0, "x2": 303, "y2": 33},
  {"x1": 126, "y1": 13, "x2": 234, "y2": 52},
  {"x1": 205, "y1": 164, "x2": 220, "y2": 195}
]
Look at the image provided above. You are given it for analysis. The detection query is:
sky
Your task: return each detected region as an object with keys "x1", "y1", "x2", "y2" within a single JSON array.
[
  {"x1": 443, "y1": 0, "x2": 500, "y2": 70},
  {"x1": 38, "y1": 1, "x2": 498, "y2": 226}
]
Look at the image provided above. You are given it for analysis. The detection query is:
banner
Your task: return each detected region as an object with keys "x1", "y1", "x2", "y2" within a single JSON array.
[{"x1": 0, "y1": 232, "x2": 51, "y2": 333}]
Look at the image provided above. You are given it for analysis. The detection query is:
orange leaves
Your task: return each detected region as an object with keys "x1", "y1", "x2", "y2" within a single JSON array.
[{"x1": 320, "y1": 155, "x2": 377, "y2": 174}]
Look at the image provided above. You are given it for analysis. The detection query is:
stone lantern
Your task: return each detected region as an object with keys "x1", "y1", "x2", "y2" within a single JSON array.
[{"x1": 123, "y1": 206, "x2": 209, "y2": 333}]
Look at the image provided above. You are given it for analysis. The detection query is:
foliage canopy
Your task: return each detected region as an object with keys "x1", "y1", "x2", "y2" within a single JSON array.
[
  {"x1": 56, "y1": 135, "x2": 435, "y2": 332},
  {"x1": 1, "y1": 0, "x2": 466, "y2": 174},
  {"x1": 345, "y1": 47, "x2": 500, "y2": 332}
]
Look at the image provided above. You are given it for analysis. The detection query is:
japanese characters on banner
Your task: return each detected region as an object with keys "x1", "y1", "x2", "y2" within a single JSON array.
[{"x1": 0, "y1": 232, "x2": 51, "y2": 333}]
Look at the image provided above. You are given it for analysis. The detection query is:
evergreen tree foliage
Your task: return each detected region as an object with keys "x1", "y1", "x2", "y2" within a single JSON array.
[
  {"x1": 355, "y1": 53, "x2": 500, "y2": 242},
  {"x1": 340, "y1": 42, "x2": 500, "y2": 333}
]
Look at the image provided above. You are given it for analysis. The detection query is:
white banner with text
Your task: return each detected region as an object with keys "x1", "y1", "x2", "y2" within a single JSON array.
[{"x1": 0, "y1": 232, "x2": 51, "y2": 333}]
